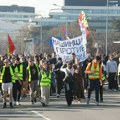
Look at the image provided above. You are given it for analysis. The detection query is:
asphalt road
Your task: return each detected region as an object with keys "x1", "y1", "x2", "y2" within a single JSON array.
[{"x1": 0, "y1": 89, "x2": 120, "y2": 120}]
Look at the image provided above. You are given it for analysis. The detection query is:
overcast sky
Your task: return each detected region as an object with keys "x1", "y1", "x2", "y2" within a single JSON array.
[{"x1": 0, "y1": 0, "x2": 64, "y2": 16}]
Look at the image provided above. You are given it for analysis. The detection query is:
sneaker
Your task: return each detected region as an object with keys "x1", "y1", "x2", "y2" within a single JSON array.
[
  {"x1": 31, "y1": 100, "x2": 34, "y2": 105},
  {"x1": 56, "y1": 94, "x2": 60, "y2": 98},
  {"x1": 87, "y1": 98, "x2": 90, "y2": 105},
  {"x1": 84, "y1": 89, "x2": 87, "y2": 93},
  {"x1": 16, "y1": 101, "x2": 20, "y2": 105},
  {"x1": 109, "y1": 89, "x2": 112, "y2": 92},
  {"x1": 113, "y1": 89, "x2": 117, "y2": 92},
  {"x1": 14, "y1": 101, "x2": 16, "y2": 106},
  {"x1": 2, "y1": 102, "x2": 7, "y2": 108},
  {"x1": 96, "y1": 102, "x2": 99, "y2": 106},
  {"x1": 10, "y1": 102, "x2": 13, "y2": 108},
  {"x1": 34, "y1": 98, "x2": 37, "y2": 103},
  {"x1": 41, "y1": 102, "x2": 46, "y2": 107}
]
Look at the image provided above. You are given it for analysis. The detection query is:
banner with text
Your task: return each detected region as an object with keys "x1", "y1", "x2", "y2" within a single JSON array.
[{"x1": 52, "y1": 36, "x2": 87, "y2": 62}]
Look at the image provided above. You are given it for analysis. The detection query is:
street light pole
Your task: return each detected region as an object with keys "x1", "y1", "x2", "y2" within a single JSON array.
[{"x1": 106, "y1": 0, "x2": 109, "y2": 55}]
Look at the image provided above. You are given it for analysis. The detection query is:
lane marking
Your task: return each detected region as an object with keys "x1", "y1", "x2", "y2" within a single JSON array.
[{"x1": 32, "y1": 111, "x2": 52, "y2": 120}]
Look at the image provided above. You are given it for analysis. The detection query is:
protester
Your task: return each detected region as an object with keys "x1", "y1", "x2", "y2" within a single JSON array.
[
  {"x1": 106, "y1": 54, "x2": 118, "y2": 91},
  {"x1": 54, "y1": 57, "x2": 64, "y2": 98},
  {"x1": 85, "y1": 55, "x2": 102, "y2": 106},
  {"x1": 0, "y1": 59, "x2": 14, "y2": 108},
  {"x1": 26, "y1": 57, "x2": 39, "y2": 104},
  {"x1": 40, "y1": 61, "x2": 52, "y2": 107}
]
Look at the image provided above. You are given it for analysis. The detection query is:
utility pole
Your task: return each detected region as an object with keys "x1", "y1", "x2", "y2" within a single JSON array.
[{"x1": 106, "y1": 0, "x2": 109, "y2": 55}]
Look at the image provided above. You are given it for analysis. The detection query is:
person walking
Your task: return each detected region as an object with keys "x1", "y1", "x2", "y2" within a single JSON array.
[
  {"x1": 54, "y1": 57, "x2": 64, "y2": 98},
  {"x1": 12, "y1": 57, "x2": 22, "y2": 105},
  {"x1": 20, "y1": 56, "x2": 28, "y2": 99},
  {"x1": 40, "y1": 61, "x2": 52, "y2": 107},
  {"x1": 85, "y1": 55, "x2": 102, "y2": 106},
  {"x1": 26, "y1": 57, "x2": 39, "y2": 104},
  {"x1": 106, "y1": 54, "x2": 118, "y2": 91},
  {"x1": 0, "y1": 59, "x2": 14, "y2": 108}
]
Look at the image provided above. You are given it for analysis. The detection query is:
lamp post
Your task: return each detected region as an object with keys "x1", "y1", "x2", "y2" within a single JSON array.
[{"x1": 106, "y1": 0, "x2": 109, "y2": 55}]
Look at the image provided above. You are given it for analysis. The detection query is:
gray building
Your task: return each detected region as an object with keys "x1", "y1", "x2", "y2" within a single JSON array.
[
  {"x1": 0, "y1": 5, "x2": 35, "y2": 13},
  {"x1": 48, "y1": 0, "x2": 120, "y2": 32}
]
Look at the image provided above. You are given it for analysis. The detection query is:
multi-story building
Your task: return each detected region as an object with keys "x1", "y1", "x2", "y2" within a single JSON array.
[
  {"x1": 48, "y1": 0, "x2": 120, "y2": 32},
  {"x1": 0, "y1": 5, "x2": 41, "y2": 31}
]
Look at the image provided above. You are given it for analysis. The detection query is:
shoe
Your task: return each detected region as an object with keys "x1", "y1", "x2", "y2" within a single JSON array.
[
  {"x1": 10, "y1": 102, "x2": 13, "y2": 108},
  {"x1": 14, "y1": 101, "x2": 16, "y2": 106},
  {"x1": 2, "y1": 102, "x2": 7, "y2": 108},
  {"x1": 16, "y1": 101, "x2": 20, "y2": 105},
  {"x1": 113, "y1": 89, "x2": 117, "y2": 92},
  {"x1": 31, "y1": 100, "x2": 34, "y2": 104},
  {"x1": 84, "y1": 89, "x2": 87, "y2": 93},
  {"x1": 96, "y1": 102, "x2": 99, "y2": 106},
  {"x1": 56, "y1": 94, "x2": 60, "y2": 98},
  {"x1": 41, "y1": 102, "x2": 46, "y2": 107},
  {"x1": 109, "y1": 89, "x2": 112, "y2": 92},
  {"x1": 34, "y1": 98, "x2": 37, "y2": 103},
  {"x1": 87, "y1": 98, "x2": 90, "y2": 105}
]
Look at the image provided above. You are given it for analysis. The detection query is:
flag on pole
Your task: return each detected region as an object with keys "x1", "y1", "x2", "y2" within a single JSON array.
[
  {"x1": 8, "y1": 34, "x2": 16, "y2": 54},
  {"x1": 61, "y1": 26, "x2": 70, "y2": 40},
  {"x1": 78, "y1": 11, "x2": 89, "y2": 38}
]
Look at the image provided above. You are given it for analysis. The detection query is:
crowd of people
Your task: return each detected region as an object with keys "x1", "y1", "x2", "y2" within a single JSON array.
[{"x1": 0, "y1": 51, "x2": 120, "y2": 108}]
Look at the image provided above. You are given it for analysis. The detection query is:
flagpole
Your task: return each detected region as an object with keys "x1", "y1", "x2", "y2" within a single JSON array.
[{"x1": 106, "y1": 0, "x2": 109, "y2": 55}]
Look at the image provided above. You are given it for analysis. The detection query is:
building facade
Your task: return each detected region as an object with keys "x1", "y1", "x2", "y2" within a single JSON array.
[{"x1": 48, "y1": 0, "x2": 120, "y2": 32}]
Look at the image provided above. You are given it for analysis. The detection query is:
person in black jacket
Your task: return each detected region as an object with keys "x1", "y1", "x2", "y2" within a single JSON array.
[
  {"x1": 54, "y1": 57, "x2": 64, "y2": 98},
  {"x1": 1, "y1": 59, "x2": 14, "y2": 108}
]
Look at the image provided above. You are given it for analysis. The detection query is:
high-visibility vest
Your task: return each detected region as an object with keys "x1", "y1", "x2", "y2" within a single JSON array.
[
  {"x1": 27, "y1": 64, "x2": 39, "y2": 82},
  {"x1": 88, "y1": 62, "x2": 100, "y2": 79},
  {"x1": 0, "y1": 66, "x2": 14, "y2": 83},
  {"x1": 18, "y1": 64, "x2": 23, "y2": 80},
  {"x1": 12, "y1": 66, "x2": 19, "y2": 82},
  {"x1": 102, "y1": 73, "x2": 106, "y2": 81},
  {"x1": 40, "y1": 70, "x2": 52, "y2": 87}
]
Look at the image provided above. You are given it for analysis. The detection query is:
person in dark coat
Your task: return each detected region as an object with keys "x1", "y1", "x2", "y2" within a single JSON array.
[
  {"x1": 73, "y1": 63, "x2": 85, "y2": 102},
  {"x1": 54, "y1": 57, "x2": 64, "y2": 98}
]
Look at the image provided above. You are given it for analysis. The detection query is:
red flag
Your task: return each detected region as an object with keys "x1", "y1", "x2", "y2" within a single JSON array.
[{"x1": 8, "y1": 34, "x2": 16, "y2": 54}]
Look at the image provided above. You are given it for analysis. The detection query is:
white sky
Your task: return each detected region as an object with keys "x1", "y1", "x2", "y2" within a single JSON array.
[{"x1": 0, "y1": 0, "x2": 64, "y2": 16}]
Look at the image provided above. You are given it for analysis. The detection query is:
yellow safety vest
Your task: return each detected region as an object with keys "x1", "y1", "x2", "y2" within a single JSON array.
[
  {"x1": 40, "y1": 70, "x2": 52, "y2": 87},
  {"x1": 0, "y1": 66, "x2": 14, "y2": 83},
  {"x1": 18, "y1": 64, "x2": 23, "y2": 80},
  {"x1": 88, "y1": 63, "x2": 100, "y2": 79},
  {"x1": 12, "y1": 66, "x2": 19, "y2": 82},
  {"x1": 102, "y1": 73, "x2": 105, "y2": 81},
  {"x1": 27, "y1": 64, "x2": 39, "y2": 82}
]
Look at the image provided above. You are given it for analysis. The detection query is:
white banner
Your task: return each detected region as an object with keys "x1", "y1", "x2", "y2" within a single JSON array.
[{"x1": 52, "y1": 36, "x2": 87, "y2": 62}]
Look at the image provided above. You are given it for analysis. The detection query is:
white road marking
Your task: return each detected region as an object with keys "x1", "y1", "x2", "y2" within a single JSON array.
[{"x1": 32, "y1": 111, "x2": 52, "y2": 120}]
